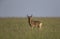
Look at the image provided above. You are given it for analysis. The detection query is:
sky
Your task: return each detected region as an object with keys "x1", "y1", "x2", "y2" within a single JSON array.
[{"x1": 0, "y1": 0, "x2": 60, "y2": 17}]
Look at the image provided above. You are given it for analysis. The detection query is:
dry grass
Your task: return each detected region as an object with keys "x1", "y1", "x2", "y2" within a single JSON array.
[{"x1": 0, "y1": 17, "x2": 60, "y2": 39}]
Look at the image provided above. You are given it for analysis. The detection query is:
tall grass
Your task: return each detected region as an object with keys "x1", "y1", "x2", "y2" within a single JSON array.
[{"x1": 0, "y1": 17, "x2": 60, "y2": 39}]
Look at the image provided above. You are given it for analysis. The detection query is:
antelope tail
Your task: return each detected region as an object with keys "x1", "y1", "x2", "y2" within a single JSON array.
[{"x1": 39, "y1": 22, "x2": 43, "y2": 29}]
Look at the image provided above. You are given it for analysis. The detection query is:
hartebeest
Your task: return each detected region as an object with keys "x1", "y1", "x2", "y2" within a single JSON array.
[{"x1": 27, "y1": 15, "x2": 43, "y2": 29}]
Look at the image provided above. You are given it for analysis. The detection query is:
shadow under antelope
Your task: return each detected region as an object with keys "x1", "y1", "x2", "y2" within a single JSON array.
[{"x1": 27, "y1": 15, "x2": 43, "y2": 29}]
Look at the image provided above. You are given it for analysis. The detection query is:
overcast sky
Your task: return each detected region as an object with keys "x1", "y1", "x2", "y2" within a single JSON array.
[{"x1": 0, "y1": 0, "x2": 60, "y2": 17}]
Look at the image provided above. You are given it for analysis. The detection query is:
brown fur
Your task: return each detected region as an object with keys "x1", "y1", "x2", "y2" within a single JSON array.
[{"x1": 27, "y1": 15, "x2": 42, "y2": 29}]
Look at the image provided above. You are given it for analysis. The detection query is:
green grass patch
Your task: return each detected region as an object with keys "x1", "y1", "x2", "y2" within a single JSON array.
[{"x1": 0, "y1": 17, "x2": 60, "y2": 39}]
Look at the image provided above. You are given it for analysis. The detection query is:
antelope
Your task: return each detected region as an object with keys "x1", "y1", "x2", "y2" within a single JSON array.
[{"x1": 27, "y1": 15, "x2": 43, "y2": 29}]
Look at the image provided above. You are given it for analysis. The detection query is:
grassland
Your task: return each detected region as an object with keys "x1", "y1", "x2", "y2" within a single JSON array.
[{"x1": 0, "y1": 17, "x2": 60, "y2": 39}]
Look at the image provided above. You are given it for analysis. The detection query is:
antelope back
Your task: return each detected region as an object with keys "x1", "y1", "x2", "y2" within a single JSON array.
[{"x1": 30, "y1": 20, "x2": 41, "y2": 26}]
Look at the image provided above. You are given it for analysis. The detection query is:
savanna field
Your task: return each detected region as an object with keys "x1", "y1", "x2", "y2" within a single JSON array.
[{"x1": 0, "y1": 17, "x2": 60, "y2": 39}]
